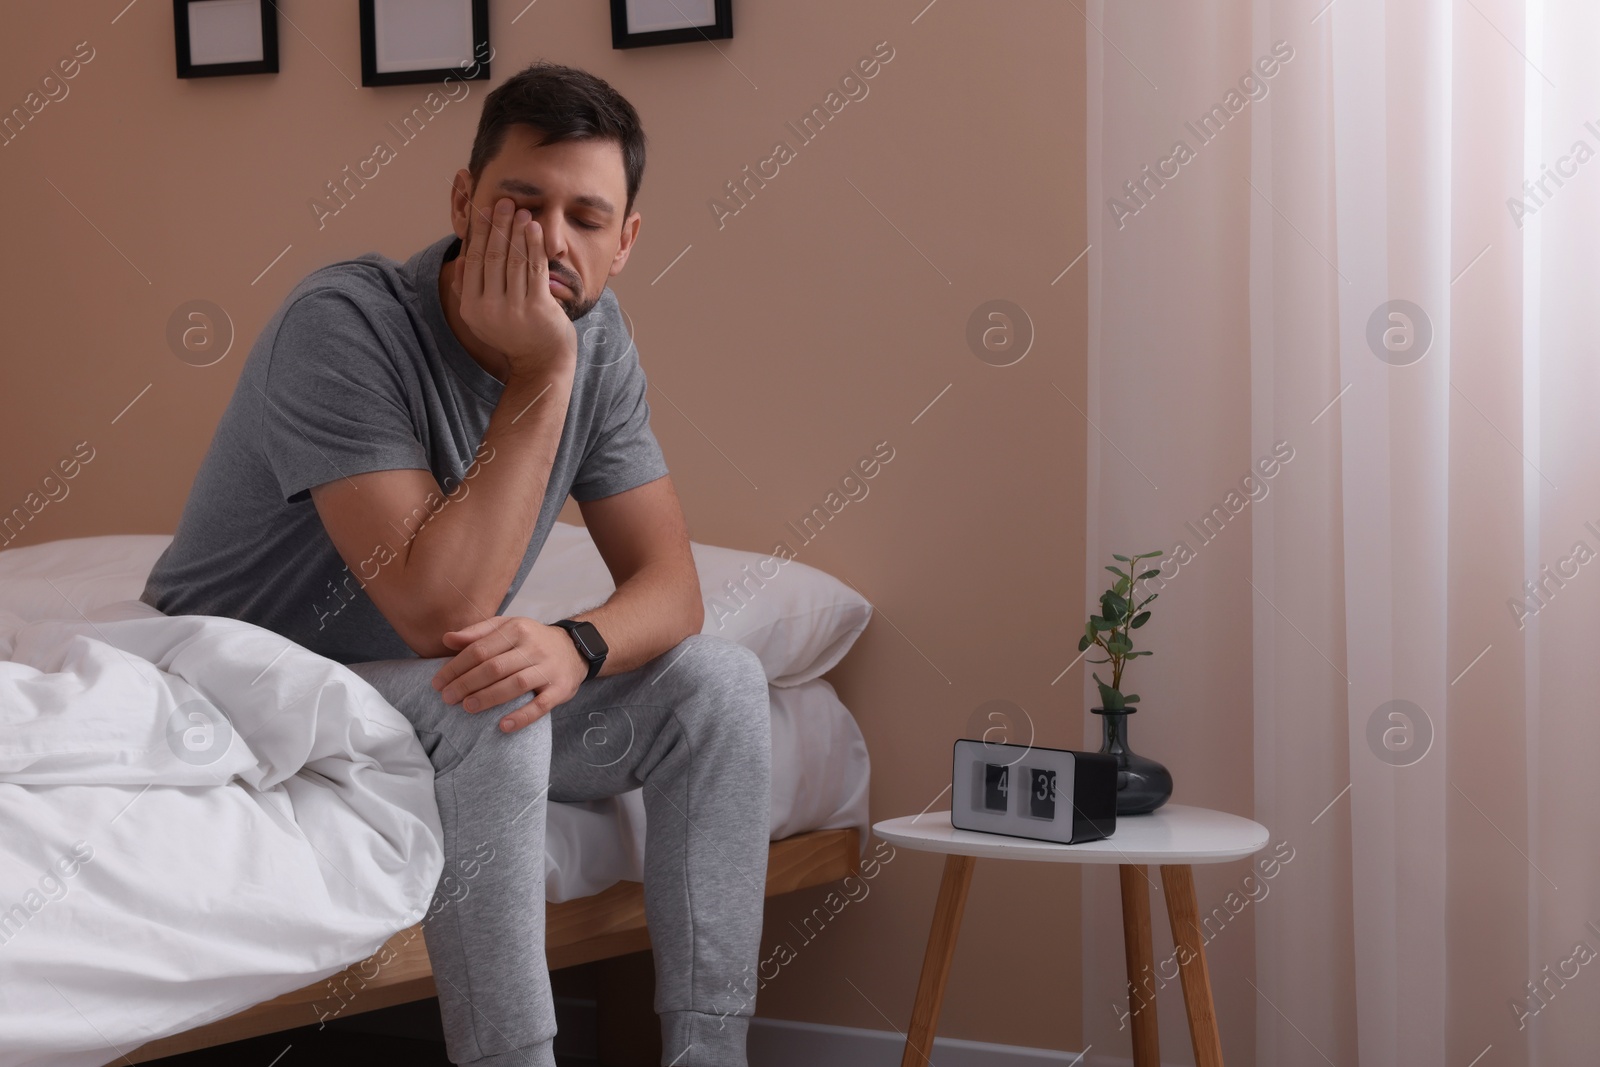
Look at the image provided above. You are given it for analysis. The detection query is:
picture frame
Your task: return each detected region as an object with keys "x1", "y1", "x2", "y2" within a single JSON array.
[
  {"x1": 359, "y1": 0, "x2": 491, "y2": 88},
  {"x1": 173, "y1": 0, "x2": 278, "y2": 79},
  {"x1": 610, "y1": 0, "x2": 732, "y2": 49}
]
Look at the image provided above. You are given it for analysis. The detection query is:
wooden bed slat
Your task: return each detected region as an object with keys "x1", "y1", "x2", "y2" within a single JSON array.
[{"x1": 123, "y1": 827, "x2": 860, "y2": 1063}]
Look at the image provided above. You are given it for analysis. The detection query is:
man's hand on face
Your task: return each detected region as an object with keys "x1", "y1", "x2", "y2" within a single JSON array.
[
  {"x1": 452, "y1": 195, "x2": 579, "y2": 383},
  {"x1": 431, "y1": 616, "x2": 590, "y2": 732}
]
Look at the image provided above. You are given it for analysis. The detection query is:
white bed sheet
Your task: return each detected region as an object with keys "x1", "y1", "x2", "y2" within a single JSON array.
[
  {"x1": 0, "y1": 533, "x2": 873, "y2": 908},
  {"x1": 542, "y1": 676, "x2": 871, "y2": 902}
]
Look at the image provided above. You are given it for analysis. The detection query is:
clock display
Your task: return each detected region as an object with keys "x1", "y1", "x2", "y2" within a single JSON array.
[
  {"x1": 982, "y1": 763, "x2": 1010, "y2": 812},
  {"x1": 952, "y1": 739, "x2": 1117, "y2": 845},
  {"x1": 1027, "y1": 768, "x2": 1057, "y2": 821}
]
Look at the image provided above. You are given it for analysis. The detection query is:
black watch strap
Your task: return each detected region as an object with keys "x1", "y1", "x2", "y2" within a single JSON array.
[{"x1": 553, "y1": 619, "x2": 608, "y2": 681}]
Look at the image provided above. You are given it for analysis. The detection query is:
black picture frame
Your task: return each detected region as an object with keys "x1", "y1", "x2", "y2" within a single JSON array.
[
  {"x1": 359, "y1": 0, "x2": 491, "y2": 88},
  {"x1": 174, "y1": 0, "x2": 278, "y2": 78},
  {"x1": 610, "y1": 0, "x2": 732, "y2": 49}
]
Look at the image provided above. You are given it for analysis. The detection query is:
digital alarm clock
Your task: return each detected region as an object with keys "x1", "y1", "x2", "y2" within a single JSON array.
[{"x1": 951, "y1": 739, "x2": 1117, "y2": 844}]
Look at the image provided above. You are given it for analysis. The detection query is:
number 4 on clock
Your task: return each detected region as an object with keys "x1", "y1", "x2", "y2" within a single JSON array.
[{"x1": 983, "y1": 763, "x2": 1010, "y2": 812}]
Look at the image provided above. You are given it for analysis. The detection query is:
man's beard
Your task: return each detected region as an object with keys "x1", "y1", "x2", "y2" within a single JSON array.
[{"x1": 550, "y1": 265, "x2": 598, "y2": 321}]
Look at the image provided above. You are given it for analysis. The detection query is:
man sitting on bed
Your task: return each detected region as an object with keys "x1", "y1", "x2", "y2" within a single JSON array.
[{"x1": 139, "y1": 62, "x2": 771, "y2": 1067}]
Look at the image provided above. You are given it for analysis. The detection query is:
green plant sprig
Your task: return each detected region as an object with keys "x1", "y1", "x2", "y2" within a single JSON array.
[{"x1": 1079, "y1": 550, "x2": 1162, "y2": 710}]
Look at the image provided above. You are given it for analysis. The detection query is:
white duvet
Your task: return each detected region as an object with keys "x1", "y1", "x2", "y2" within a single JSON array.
[
  {"x1": 0, "y1": 533, "x2": 872, "y2": 1066},
  {"x1": 0, "y1": 600, "x2": 444, "y2": 1067}
]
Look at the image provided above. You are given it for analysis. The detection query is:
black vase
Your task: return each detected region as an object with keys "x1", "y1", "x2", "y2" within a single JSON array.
[{"x1": 1091, "y1": 708, "x2": 1172, "y2": 815}]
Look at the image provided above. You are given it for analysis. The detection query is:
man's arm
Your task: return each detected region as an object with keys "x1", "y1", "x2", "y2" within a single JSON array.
[
  {"x1": 430, "y1": 475, "x2": 704, "y2": 732},
  {"x1": 310, "y1": 196, "x2": 577, "y2": 657},
  {"x1": 566, "y1": 474, "x2": 703, "y2": 674},
  {"x1": 309, "y1": 372, "x2": 567, "y2": 657}
]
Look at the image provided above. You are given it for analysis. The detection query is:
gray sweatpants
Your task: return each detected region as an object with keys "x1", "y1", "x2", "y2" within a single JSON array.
[{"x1": 347, "y1": 633, "x2": 772, "y2": 1067}]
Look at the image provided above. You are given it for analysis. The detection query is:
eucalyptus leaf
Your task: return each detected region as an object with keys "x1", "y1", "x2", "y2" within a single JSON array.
[{"x1": 1083, "y1": 551, "x2": 1162, "y2": 715}]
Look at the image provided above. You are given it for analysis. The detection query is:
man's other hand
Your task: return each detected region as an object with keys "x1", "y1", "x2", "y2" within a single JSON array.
[{"x1": 430, "y1": 615, "x2": 589, "y2": 732}]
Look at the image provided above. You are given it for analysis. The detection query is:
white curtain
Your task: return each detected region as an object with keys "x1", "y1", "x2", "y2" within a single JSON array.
[{"x1": 1083, "y1": 1, "x2": 1600, "y2": 1063}]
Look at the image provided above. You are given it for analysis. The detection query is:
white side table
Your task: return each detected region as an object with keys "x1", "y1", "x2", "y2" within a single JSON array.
[{"x1": 874, "y1": 804, "x2": 1269, "y2": 1067}]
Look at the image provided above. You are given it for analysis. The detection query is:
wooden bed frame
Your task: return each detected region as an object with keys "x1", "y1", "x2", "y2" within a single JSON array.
[{"x1": 124, "y1": 827, "x2": 860, "y2": 1063}]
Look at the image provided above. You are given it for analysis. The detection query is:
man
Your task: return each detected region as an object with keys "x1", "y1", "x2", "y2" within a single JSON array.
[{"x1": 140, "y1": 62, "x2": 771, "y2": 1067}]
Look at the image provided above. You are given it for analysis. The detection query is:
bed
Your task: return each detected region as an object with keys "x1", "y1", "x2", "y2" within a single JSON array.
[{"x1": 0, "y1": 523, "x2": 873, "y2": 1067}]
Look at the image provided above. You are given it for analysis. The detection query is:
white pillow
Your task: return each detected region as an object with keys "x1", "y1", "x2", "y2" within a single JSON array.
[
  {"x1": 0, "y1": 535, "x2": 172, "y2": 624},
  {"x1": 0, "y1": 526, "x2": 874, "y2": 687},
  {"x1": 509, "y1": 522, "x2": 872, "y2": 687}
]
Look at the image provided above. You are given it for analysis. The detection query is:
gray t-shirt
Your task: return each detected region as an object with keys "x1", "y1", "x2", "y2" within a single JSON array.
[{"x1": 140, "y1": 232, "x2": 668, "y2": 664}]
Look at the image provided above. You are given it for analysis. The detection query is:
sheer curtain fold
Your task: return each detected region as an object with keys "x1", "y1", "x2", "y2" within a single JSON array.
[{"x1": 1086, "y1": 1, "x2": 1599, "y2": 1063}]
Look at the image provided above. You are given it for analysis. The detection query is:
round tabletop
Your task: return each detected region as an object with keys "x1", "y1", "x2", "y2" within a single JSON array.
[{"x1": 873, "y1": 804, "x2": 1269, "y2": 865}]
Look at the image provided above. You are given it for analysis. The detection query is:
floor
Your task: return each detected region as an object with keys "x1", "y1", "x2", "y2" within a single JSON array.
[
  {"x1": 138, "y1": 998, "x2": 600, "y2": 1067},
  {"x1": 143, "y1": 1034, "x2": 600, "y2": 1066},
  {"x1": 141, "y1": 1028, "x2": 455, "y2": 1066}
]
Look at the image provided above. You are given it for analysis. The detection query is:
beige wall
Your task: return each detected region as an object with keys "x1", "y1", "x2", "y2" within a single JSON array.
[{"x1": 0, "y1": 1, "x2": 1086, "y2": 1052}]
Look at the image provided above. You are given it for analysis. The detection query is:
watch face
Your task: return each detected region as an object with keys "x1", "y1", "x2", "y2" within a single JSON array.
[{"x1": 573, "y1": 621, "x2": 608, "y2": 658}]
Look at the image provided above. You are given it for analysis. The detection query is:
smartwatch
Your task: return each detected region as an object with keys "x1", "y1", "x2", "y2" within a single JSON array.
[{"x1": 552, "y1": 619, "x2": 608, "y2": 681}]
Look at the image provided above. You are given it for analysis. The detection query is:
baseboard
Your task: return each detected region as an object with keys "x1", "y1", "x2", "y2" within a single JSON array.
[
  {"x1": 748, "y1": 1016, "x2": 1087, "y2": 1066},
  {"x1": 334, "y1": 996, "x2": 1114, "y2": 1066}
]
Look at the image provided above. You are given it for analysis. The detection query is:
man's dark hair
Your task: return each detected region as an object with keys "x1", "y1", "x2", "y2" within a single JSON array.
[{"x1": 468, "y1": 62, "x2": 647, "y2": 218}]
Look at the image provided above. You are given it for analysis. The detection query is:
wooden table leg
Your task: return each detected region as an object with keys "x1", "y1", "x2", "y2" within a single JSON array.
[
  {"x1": 900, "y1": 854, "x2": 976, "y2": 1067},
  {"x1": 1118, "y1": 864, "x2": 1160, "y2": 1067},
  {"x1": 1160, "y1": 863, "x2": 1225, "y2": 1067}
]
